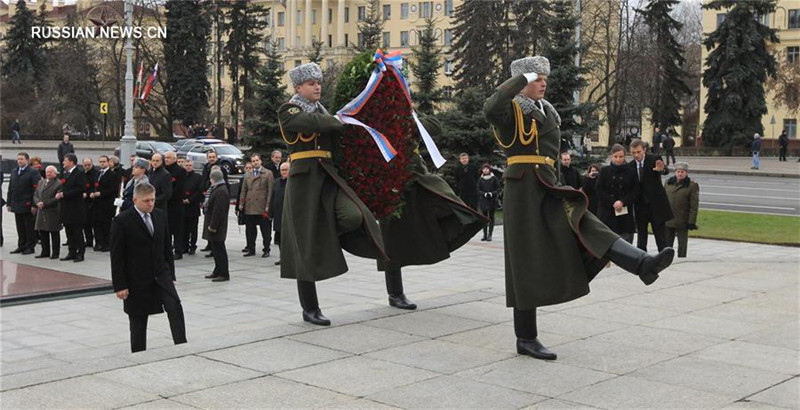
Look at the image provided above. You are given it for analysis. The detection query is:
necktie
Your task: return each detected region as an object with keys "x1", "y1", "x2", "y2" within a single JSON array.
[
  {"x1": 144, "y1": 213, "x2": 154, "y2": 236},
  {"x1": 254, "y1": 169, "x2": 259, "y2": 177},
  {"x1": 638, "y1": 162, "x2": 643, "y2": 181}
]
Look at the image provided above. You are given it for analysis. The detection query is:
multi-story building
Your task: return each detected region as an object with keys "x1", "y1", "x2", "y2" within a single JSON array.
[{"x1": 700, "y1": 0, "x2": 800, "y2": 145}]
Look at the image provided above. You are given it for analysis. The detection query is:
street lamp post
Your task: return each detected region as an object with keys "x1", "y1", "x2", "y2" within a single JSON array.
[{"x1": 120, "y1": 0, "x2": 137, "y2": 167}]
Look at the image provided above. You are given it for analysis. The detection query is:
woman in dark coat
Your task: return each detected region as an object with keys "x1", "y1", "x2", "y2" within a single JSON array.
[
  {"x1": 476, "y1": 163, "x2": 501, "y2": 241},
  {"x1": 203, "y1": 168, "x2": 230, "y2": 281},
  {"x1": 581, "y1": 163, "x2": 601, "y2": 215},
  {"x1": 596, "y1": 144, "x2": 639, "y2": 243},
  {"x1": 33, "y1": 166, "x2": 62, "y2": 259}
]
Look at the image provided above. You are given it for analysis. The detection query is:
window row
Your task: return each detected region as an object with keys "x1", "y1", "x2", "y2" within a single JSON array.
[{"x1": 276, "y1": 1, "x2": 455, "y2": 27}]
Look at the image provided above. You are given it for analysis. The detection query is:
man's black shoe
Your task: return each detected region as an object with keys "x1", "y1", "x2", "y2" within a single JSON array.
[
  {"x1": 243, "y1": 251, "x2": 256, "y2": 257},
  {"x1": 274, "y1": 259, "x2": 281, "y2": 265},
  {"x1": 262, "y1": 251, "x2": 270, "y2": 258},
  {"x1": 204, "y1": 274, "x2": 218, "y2": 279},
  {"x1": 174, "y1": 253, "x2": 183, "y2": 260},
  {"x1": 9, "y1": 248, "x2": 22, "y2": 254},
  {"x1": 302, "y1": 309, "x2": 331, "y2": 326},
  {"x1": 211, "y1": 276, "x2": 229, "y2": 282},
  {"x1": 388, "y1": 294, "x2": 417, "y2": 310},
  {"x1": 73, "y1": 256, "x2": 84, "y2": 263},
  {"x1": 516, "y1": 338, "x2": 557, "y2": 360},
  {"x1": 22, "y1": 248, "x2": 35, "y2": 255}
]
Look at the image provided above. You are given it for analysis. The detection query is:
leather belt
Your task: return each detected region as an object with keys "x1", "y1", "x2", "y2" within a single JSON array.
[
  {"x1": 289, "y1": 150, "x2": 332, "y2": 161},
  {"x1": 506, "y1": 155, "x2": 556, "y2": 167}
]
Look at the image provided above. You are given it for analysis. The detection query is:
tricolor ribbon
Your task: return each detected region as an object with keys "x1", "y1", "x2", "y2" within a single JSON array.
[{"x1": 337, "y1": 49, "x2": 446, "y2": 168}]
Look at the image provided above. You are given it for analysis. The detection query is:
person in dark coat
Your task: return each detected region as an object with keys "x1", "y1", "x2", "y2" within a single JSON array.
[
  {"x1": 147, "y1": 153, "x2": 172, "y2": 213},
  {"x1": 454, "y1": 153, "x2": 480, "y2": 209},
  {"x1": 596, "y1": 144, "x2": 639, "y2": 243},
  {"x1": 57, "y1": 133, "x2": 75, "y2": 168},
  {"x1": 664, "y1": 162, "x2": 699, "y2": 258},
  {"x1": 7, "y1": 152, "x2": 41, "y2": 254},
  {"x1": 181, "y1": 160, "x2": 204, "y2": 255},
  {"x1": 202, "y1": 169, "x2": 230, "y2": 281},
  {"x1": 34, "y1": 166, "x2": 62, "y2": 259},
  {"x1": 164, "y1": 151, "x2": 187, "y2": 259},
  {"x1": 90, "y1": 156, "x2": 121, "y2": 252},
  {"x1": 581, "y1": 163, "x2": 601, "y2": 215},
  {"x1": 11, "y1": 119, "x2": 21, "y2": 143},
  {"x1": 662, "y1": 130, "x2": 676, "y2": 165},
  {"x1": 121, "y1": 160, "x2": 150, "y2": 212},
  {"x1": 628, "y1": 138, "x2": 673, "y2": 252},
  {"x1": 264, "y1": 150, "x2": 284, "y2": 180},
  {"x1": 269, "y1": 161, "x2": 289, "y2": 266},
  {"x1": 778, "y1": 130, "x2": 789, "y2": 162},
  {"x1": 111, "y1": 182, "x2": 186, "y2": 353},
  {"x1": 201, "y1": 151, "x2": 229, "y2": 192},
  {"x1": 558, "y1": 152, "x2": 582, "y2": 189},
  {"x1": 484, "y1": 56, "x2": 674, "y2": 361},
  {"x1": 477, "y1": 163, "x2": 501, "y2": 241},
  {"x1": 55, "y1": 153, "x2": 87, "y2": 262},
  {"x1": 81, "y1": 157, "x2": 99, "y2": 249},
  {"x1": 278, "y1": 62, "x2": 386, "y2": 326},
  {"x1": 651, "y1": 127, "x2": 664, "y2": 155}
]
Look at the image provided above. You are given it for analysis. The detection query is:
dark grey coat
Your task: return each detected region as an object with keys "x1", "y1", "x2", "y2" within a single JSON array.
[{"x1": 34, "y1": 178, "x2": 62, "y2": 232}]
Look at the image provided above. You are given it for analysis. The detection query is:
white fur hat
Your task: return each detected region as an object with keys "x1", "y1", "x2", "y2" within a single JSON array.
[
  {"x1": 289, "y1": 62, "x2": 323, "y2": 87},
  {"x1": 510, "y1": 56, "x2": 550, "y2": 77}
]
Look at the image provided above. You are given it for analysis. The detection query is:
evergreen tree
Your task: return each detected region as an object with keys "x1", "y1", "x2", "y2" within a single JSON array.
[
  {"x1": 356, "y1": 0, "x2": 383, "y2": 51},
  {"x1": 637, "y1": 0, "x2": 692, "y2": 131},
  {"x1": 244, "y1": 42, "x2": 287, "y2": 155},
  {"x1": 1, "y1": 0, "x2": 48, "y2": 87},
  {"x1": 544, "y1": 0, "x2": 598, "y2": 151},
  {"x1": 307, "y1": 40, "x2": 325, "y2": 65},
  {"x1": 410, "y1": 18, "x2": 442, "y2": 115},
  {"x1": 224, "y1": 0, "x2": 267, "y2": 134},
  {"x1": 163, "y1": 0, "x2": 211, "y2": 126},
  {"x1": 451, "y1": 1, "x2": 499, "y2": 91},
  {"x1": 702, "y1": 0, "x2": 778, "y2": 147}
]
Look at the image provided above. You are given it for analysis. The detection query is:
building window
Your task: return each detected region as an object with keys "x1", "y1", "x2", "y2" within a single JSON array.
[
  {"x1": 383, "y1": 4, "x2": 391, "y2": 20},
  {"x1": 420, "y1": 1, "x2": 432, "y2": 18},
  {"x1": 444, "y1": 29, "x2": 452, "y2": 46},
  {"x1": 328, "y1": 8, "x2": 333, "y2": 24},
  {"x1": 345, "y1": 7, "x2": 350, "y2": 22},
  {"x1": 296, "y1": 10, "x2": 302, "y2": 26},
  {"x1": 382, "y1": 32, "x2": 390, "y2": 48},
  {"x1": 444, "y1": 58, "x2": 453, "y2": 75},
  {"x1": 358, "y1": 6, "x2": 366, "y2": 22},
  {"x1": 295, "y1": 60, "x2": 302, "y2": 67},
  {"x1": 785, "y1": 119, "x2": 798, "y2": 138},
  {"x1": 401, "y1": 3, "x2": 409, "y2": 19},
  {"x1": 443, "y1": 86, "x2": 453, "y2": 99},
  {"x1": 754, "y1": 12, "x2": 770, "y2": 27},
  {"x1": 400, "y1": 31, "x2": 409, "y2": 46},
  {"x1": 790, "y1": 10, "x2": 800, "y2": 29},
  {"x1": 345, "y1": 33, "x2": 349, "y2": 46},
  {"x1": 312, "y1": 9, "x2": 317, "y2": 25},
  {"x1": 277, "y1": 12, "x2": 285, "y2": 27},
  {"x1": 788, "y1": 46, "x2": 800, "y2": 63},
  {"x1": 716, "y1": 13, "x2": 726, "y2": 28},
  {"x1": 265, "y1": 10, "x2": 271, "y2": 26},
  {"x1": 445, "y1": 0, "x2": 453, "y2": 16},
  {"x1": 357, "y1": 33, "x2": 364, "y2": 47},
  {"x1": 328, "y1": 34, "x2": 333, "y2": 48},
  {"x1": 278, "y1": 37, "x2": 285, "y2": 51}
]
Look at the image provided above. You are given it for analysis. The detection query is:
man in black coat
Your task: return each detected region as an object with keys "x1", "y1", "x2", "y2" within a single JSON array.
[
  {"x1": 81, "y1": 157, "x2": 99, "y2": 248},
  {"x1": 90, "y1": 155, "x2": 121, "y2": 252},
  {"x1": 57, "y1": 133, "x2": 75, "y2": 168},
  {"x1": 454, "y1": 152, "x2": 479, "y2": 209},
  {"x1": 558, "y1": 152, "x2": 583, "y2": 189},
  {"x1": 269, "y1": 161, "x2": 289, "y2": 265},
  {"x1": 7, "y1": 152, "x2": 41, "y2": 254},
  {"x1": 164, "y1": 151, "x2": 187, "y2": 259},
  {"x1": 56, "y1": 153, "x2": 87, "y2": 262},
  {"x1": 148, "y1": 153, "x2": 172, "y2": 213},
  {"x1": 201, "y1": 151, "x2": 229, "y2": 191},
  {"x1": 111, "y1": 182, "x2": 186, "y2": 353},
  {"x1": 778, "y1": 130, "x2": 789, "y2": 162},
  {"x1": 264, "y1": 149, "x2": 283, "y2": 180},
  {"x1": 182, "y1": 159, "x2": 204, "y2": 255},
  {"x1": 628, "y1": 139, "x2": 673, "y2": 252}
]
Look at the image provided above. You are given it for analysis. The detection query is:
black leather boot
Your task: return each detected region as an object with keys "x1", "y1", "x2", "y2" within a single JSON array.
[
  {"x1": 487, "y1": 222, "x2": 494, "y2": 241},
  {"x1": 606, "y1": 238, "x2": 675, "y2": 285},
  {"x1": 386, "y1": 269, "x2": 417, "y2": 310},
  {"x1": 481, "y1": 227, "x2": 488, "y2": 241},
  {"x1": 513, "y1": 308, "x2": 556, "y2": 360},
  {"x1": 298, "y1": 280, "x2": 330, "y2": 326},
  {"x1": 516, "y1": 338, "x2": 557, "y2": 360}
]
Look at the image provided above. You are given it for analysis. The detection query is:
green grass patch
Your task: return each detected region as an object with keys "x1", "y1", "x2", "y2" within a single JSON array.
[{"x1": 494, "y1": 209, "x2": 800, "y2": 246}]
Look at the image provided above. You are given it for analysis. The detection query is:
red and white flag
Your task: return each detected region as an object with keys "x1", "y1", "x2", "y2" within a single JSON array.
[
  {"x1": 140, "y1": 62, "x2": 158, "y2": 103},
  {"x1": 133, "y1": 61, "x2": 143, "y2": 103}
]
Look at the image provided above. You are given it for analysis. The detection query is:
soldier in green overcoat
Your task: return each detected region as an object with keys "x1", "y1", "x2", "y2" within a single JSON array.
[
  {"x1": 278, "y1": 62, "x2": 387, "y2": 326},
  {"x1": 484, "y1": 56, "x2": 675, "y2": 360},
  {"x1": 377, "y1": 117, "x2": 488, "y2": 310}
]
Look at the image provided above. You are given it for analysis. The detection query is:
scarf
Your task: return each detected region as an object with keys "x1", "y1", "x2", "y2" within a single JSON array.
[
  {"x1": 289, "y1": 94, "x2": 329, "y2": 114},
  {"x1": 481, "y1": 174, "x2": 495, "y2": 180},
  {"x1": 513, "y1": 95, "x2": 562, "y2": 126},
  {"x1": 203, "y1": 180, "x2": 225, "y2": 213}
]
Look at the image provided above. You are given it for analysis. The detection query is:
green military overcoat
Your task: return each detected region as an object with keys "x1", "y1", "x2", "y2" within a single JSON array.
[
  {"x1": 484, "y1": 75, "x2": 618, "y2": 310},
  {"x1": 278, "y1": 101, "x2": 386, "y2": 282},
  {"x1": 664, "y1": 177, "x2": 699, "y2": 230}
]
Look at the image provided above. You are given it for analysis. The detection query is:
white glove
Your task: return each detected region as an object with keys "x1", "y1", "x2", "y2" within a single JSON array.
[{"x1": 523, "y1": 73, "x2": 538, "y2": 83}]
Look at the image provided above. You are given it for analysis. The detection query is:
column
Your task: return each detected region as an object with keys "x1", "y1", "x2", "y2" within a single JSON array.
[
  {"x1": 287, "y1": 0, "x2": 295, "y2": 49},
  {"x1": 305, "y1": 0, "x2": 312, "y2": 48},
  {"x1": 337, "y1": 0, "x2": 345, "y2": 48},
  {"x1": 321, "y1": 0, "x2": 329, "y2": 48}
]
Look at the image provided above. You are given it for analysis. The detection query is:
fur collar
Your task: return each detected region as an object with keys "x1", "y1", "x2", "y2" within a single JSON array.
[{"x1": 289, "y1": 94, "x2": 330, "y2": 114}]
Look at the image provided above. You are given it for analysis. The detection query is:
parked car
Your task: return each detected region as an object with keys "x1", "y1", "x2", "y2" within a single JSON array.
[
  {"x1": 184, "y1": 143, "x2": 245, "y2": 175},
  {"x1": 114, "y1": 140, "x2": 176, "y2": 160},
  {"x1": 174, "y1": 138, "x2": 224, "y2": 152}
]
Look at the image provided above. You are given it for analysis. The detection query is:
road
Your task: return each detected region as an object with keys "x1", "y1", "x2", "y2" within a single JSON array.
[{"x1": 684, "y1": 174, "x2": 800, "y2": 217}]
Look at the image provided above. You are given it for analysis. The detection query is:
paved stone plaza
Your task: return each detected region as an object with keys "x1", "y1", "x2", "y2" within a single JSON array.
[{"x1": 1, "y1": 214, "x2": 798, "y2": 409}]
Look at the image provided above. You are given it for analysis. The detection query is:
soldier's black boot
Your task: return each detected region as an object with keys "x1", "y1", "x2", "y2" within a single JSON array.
[
  {"x1": 487, "y1": 222, "x2": 494, "y2": 241},
  {"x1": 386, "y1": 268, "x2": 417, "y2": 310},
  {"x1": 514, "y1": 308, "x2": 556, "y2": 360},
  {"x1": 481, "y1": 227, "x2": 488, "y2": 241},
  {"x1": 606, "y1": 238, "x2": 675, "y2": 285},
  {"x1": 298, "y1": 280, "x2": 330, "y2": 326}
]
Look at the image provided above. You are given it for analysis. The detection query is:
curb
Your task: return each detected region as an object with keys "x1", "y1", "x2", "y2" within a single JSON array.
[{"x1": 689, "y1": 169, "x2": 800, "y2": 179}]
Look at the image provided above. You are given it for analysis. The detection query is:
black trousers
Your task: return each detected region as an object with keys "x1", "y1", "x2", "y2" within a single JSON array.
[
  {"x1": 183, "y1": 215, "x2": 199, "y2": 252},
  {"x1": 513, "y1": 308, "x2": 538, "y2": 340},
  {"x1": 14, "y1": 212, "x2": 35, "y2": 251},
  {"x1": 634, "y1": 203, "x2": 668, "y2": 252},
  {"x1": 92, "y1": 219, "x2": 112, "y2": 248},
  {"x1": 64, "y1": 224, "x2": 85, "y2": 257},
  {"x1": 385, "y1": 268, "x2": 405, "y2": 296},
  {"x1": 664, "y1": 149, "x2": 676, "y2": 165},
  {"x1": 168, "y1": 206, "x2": 185, "y2": 255},
  {"x1": 128, "y1": 283, "x2": 187, "y2": 353},
  {"x1": 779, "y1": 146, "x2": 787, "y2": 161},
  {"x1": 297, "y1": 280, "x2": 320, "y2": 311},
  {"x1": 210, "y1": 240, "x2": 229, "y2": 278},
  {"x1": 38, "y1": 230, "x2": 60, "y2": 257},
  {"x1": 82, "y1": 219, "x2": 94, "y2": 246},
  {"x1": 245, "y1": 214, "x2": 272, "y2": 252},
  {"x1": 481, "y1": 206, "x2": 496, "y2": 238},
  {"x1": 665, "y1": 227, "x2": 689, "y2": 258}
]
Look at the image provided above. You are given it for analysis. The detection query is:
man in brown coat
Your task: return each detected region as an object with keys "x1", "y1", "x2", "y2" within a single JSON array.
[
  {"x1": 238, "y1": 154, "x2": 274, "y2": 257},
  {"x1": 203, "y1": 169, "x2": 230, "y2": 282}
]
